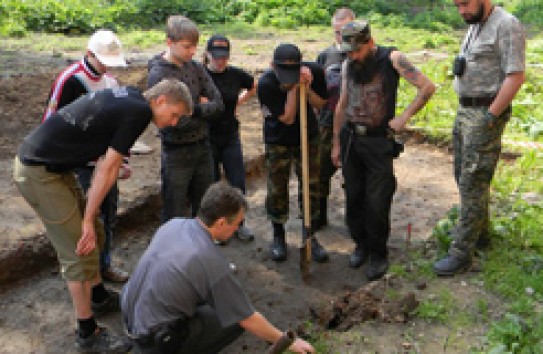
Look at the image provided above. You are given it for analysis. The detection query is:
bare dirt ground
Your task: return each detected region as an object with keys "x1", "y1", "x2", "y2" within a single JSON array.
[{"x1": 0, "y1": 36, "x2": 506, "y2": 353}]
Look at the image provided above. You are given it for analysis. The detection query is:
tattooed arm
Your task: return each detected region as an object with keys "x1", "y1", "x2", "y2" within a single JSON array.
[
  {"x1": 389, "y1": 51, "x2": 436, "y2": 132},
  {"x1": 331, "y1": 59, "x2": 349, "y2": 168}
]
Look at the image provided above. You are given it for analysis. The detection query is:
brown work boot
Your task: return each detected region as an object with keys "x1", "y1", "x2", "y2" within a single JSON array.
[{"x1": 102, "y1": 266, "x2": 129, "y2": 283}]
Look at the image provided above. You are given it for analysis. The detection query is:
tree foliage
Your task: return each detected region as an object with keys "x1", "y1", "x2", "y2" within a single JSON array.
[{"x1": 0, "y1": 0, "x2": 541, "y2": 36}]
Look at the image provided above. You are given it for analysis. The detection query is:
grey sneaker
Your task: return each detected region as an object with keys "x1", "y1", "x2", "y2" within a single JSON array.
[
  {"x1": 236, "y1": 225, "x2": 255, "y2": 242},
  {"x1": 92, "y1": 289, "x2": 120, "y2": 316},
  {"x1": 75, "y1": 326, "x2": 132, "y2": 353}
]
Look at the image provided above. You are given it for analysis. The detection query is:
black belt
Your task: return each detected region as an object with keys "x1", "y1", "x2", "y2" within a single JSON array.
[
  {"x1": 459, "y1": 96, "x2": 495, "y2": 107},
  {"x1": 19, "y1": 157, "x2": 72, "y2": 173},
  {"x1": 347, "y1": 122, "x2": 389, "y2": 137},
  {"x1": 162, "y1": 138, "x2": 207, "y2": 149}
]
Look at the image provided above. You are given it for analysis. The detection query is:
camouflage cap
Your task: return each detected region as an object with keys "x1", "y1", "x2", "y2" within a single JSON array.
[{"x1": 339, "y1": 20, "x2": 371, "y2": 53}]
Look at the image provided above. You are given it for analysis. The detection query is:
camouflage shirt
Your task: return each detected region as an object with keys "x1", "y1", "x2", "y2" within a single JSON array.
[{"x1": 454, "y1": 6, "x2": 525, "y2": 97}]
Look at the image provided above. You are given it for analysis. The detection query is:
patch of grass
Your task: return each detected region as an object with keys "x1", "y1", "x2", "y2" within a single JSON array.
[
  {"x1": 200, "y1": 21, "x2": 272, "y2": 39},
  {"x1": 414, "y1": 290, "x2": 456, "y2": 323},
  {"x1": 300, "y1": 320, "x2": 332, "y2": 353},
  {"x1": 484, "y1": 313, "x2": 543, "y2": 353},
  {"x1": 121, "y1": 29, "x2": 163, "y2": 48},
  {"x1": 388, "y1": 263, "x2": 408, "y2": 277}
]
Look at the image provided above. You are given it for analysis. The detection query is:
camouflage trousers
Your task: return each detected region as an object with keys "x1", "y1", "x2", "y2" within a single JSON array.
[
  {"x1": 449, "y1": 106, "x2": 510, "y2": 257},
  {"x1": 265, "y1": 138, "x2": 320, "y2": 227},
  {"x1": 318, "y1": 126, "x2": 339, "y2": 198}
]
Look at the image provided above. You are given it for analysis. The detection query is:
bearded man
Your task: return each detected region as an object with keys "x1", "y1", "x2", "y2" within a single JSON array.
[
  {"x1": 434, "y1": 0, "x2": 525, "y2": 276},
  {"x1": 332, "y1": 20, "x2": 435, "y2": 280}
]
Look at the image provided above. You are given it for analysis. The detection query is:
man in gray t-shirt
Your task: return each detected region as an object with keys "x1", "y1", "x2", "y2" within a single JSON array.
[
  {"x1": 121, "y1": 181, "x2": 315, "y2": 354},
  {"x1": 434, "y1": 0, "x2": 525, "y2": 276}
]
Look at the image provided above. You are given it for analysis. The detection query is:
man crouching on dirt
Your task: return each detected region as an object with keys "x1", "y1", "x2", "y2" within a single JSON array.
[
  {"x1": 332, "y1": 20, "x2": 435, "y2": 281},
  {"x1": 121, "y1": 181, "x2": 315, "y2": 354},
  {"x1": 13, "y1": 79, "x2": 192, "y2": 353}
]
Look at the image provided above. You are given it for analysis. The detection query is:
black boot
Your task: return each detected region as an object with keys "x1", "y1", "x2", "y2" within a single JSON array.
[
  {"x1": 270, "y1": 222, "x2": 287, "y2": 262},
  {"x1": 433, "y1": 254, "x2": 472, "y2": 276},
  {"x1": 348, "y1": 244, "x2": 368, "y2": 269},
  {"x1": 311, "y1": 237, "x2": 329, "y2": 263},
  {"x1": 366, "y1": 254, "x2": 389, "y2": 281}
]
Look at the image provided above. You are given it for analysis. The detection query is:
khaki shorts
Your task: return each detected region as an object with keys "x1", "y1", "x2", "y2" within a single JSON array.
[{"x1": 13, "y1": 157, "x2": 105, "y2": 281}]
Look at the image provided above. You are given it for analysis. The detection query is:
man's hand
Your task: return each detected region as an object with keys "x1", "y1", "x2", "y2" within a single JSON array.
[
  {"x1": 118, "y1": 162, "x2": 132, "y2": 180},
  {"x1": 331, "y1": 140, "x2": 341, "y2": 167},
  {"x1": 300, "y1": 66, "x2": 313, "y2": 86},
  {"x1": 388, "y1": 115, "x2": 407, "y2": 132},
  {"x1": 76, "y1": 219, "x2": 97, "y2": 256},
  {"x1": 289, "y1": 338, "x2": 315, "y2": 353},
  {"x1": 483, "y1": 110, "x2": 498, "y2": 128}
]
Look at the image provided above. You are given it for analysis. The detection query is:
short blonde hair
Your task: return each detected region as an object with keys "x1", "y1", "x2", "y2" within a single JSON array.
[{"x1": 143, "y1": 79, "x2": 193, "y2": 115}]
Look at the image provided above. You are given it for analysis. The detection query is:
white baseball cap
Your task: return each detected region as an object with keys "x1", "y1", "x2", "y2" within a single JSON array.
[{"x1": 87, "y1": 29, "x2": 127, "y2": 67}]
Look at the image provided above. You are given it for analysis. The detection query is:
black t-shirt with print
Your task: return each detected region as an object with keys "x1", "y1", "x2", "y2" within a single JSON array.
[
  {"x1": 18, "y1": 86, "x2": 152, "y2": 169},
  {"x1": 206, "y1": 65, "x2": 254, "y2": 145},
  {"x1": 257, "y1": 61, "x2": 328, "y2": 146}
]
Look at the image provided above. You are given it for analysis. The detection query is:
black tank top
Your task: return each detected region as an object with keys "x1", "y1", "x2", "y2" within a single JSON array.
[{"x1": 345, "y1": 46, "x2": 399, "y2": 129}]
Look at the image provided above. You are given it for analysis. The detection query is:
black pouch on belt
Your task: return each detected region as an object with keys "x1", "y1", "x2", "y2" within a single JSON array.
[
  {"x1": 154, "y1": 317, "x2": 189, "y2": 354},
  {"x1": 391, "y1": 140, "x2": 404, "y2": 158}
]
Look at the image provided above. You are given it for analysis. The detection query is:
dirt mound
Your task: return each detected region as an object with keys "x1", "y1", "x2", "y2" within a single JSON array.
[{"x1": 310, "y1": 275, "x2": 420, "y2": 331}]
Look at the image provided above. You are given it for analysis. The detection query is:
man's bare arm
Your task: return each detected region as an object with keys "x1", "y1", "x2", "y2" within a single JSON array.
[
  {"x1": 489, "y1": 72, "x2": 525, "y2": 117},
  {"x1": 76, "y1": 148, "x2": 123, "y2": 256},
  {"x1": 278, "y1": 87, "x2": 298, "y2": 125},
  {"x1": 331, "y1": 60, "x2": 349, "y2": 167},
  {"x1": 389, "y1": 51, "x2": 436, "y2": 131},
  {"x1": 239, "y1": 312, "x2": 315, "y2": 353}
]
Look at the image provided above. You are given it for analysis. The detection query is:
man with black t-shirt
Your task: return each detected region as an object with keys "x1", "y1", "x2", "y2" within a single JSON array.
[
  {"x1": 257, "y1": 43, "x2": 330, "y2": 263},
  {"x1": 203, "y1": 34, "x2": 257, "y2": 242},
  {"x1": 43, "y1": 29, "x2": 130, "y2": 284},
  {"x1": 13, "y1": 79, "x2": 192, "y2": 353},
  {"x1": 332, "y1": 21, "x2": 435, "y2": 280}
]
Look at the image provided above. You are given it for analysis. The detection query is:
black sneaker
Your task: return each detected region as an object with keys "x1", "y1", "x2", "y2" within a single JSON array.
[
  {"x1": 75, "y1": 326, "x2": 132, "y2": 353},
  {"x1": 92, "y1": 289, "x2": 120, "y2": 316}
]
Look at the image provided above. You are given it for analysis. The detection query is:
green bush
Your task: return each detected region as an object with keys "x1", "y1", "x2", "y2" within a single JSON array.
[
  {"x1": 514, "y1": 0, "x2": 543, "y2": 28},
  {"x1": 1, "y1": 0, "x2": 542, "y2": 37},
  {"x1": 133, "y1": 0, "x2": 221, "y2": 27}
]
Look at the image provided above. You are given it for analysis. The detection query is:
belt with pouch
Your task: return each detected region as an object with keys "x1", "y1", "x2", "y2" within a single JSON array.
[
  {"x1": 459, "y1": 96, "x2": 495, "y2": 107},
  {"x1": 134, "y1": 317, "x2": 188, "y2": 351},
  {"x1": 347, "y1": 122, "x2": 391, "y2": 138}
]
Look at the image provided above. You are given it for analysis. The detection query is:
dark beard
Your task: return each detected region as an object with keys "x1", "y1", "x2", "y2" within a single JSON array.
[
  {"x1": 465, "y1": 3, "x2": 485, "y2": 24},
  {"x1": 347, "y1": 54, "x2": 377, "y2": 85}
]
